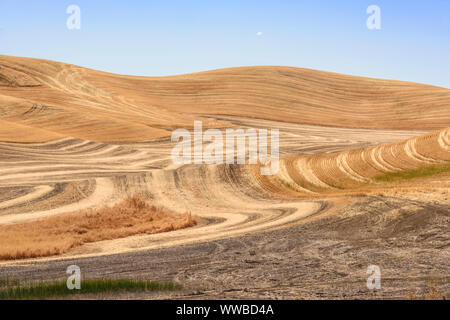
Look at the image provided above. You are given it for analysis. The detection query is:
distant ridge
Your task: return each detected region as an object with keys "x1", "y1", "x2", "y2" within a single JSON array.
[{"x1": 1, "y1": 55, "x2": 450, "y2": 143}]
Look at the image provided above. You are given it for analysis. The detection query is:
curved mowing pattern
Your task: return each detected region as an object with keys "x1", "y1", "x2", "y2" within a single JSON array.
[{"x1": 257, "y1": 128, "x2": 450, "y2": 195}]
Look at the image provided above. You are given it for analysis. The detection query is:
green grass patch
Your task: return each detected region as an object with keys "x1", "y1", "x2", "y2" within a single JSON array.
[
  {"x1": 384, "y1": 255, "x2": 404, "y2": 262},
  {"x1": 0, "y1": 278, "x2": 182, "y2": 300},
  {"x1": 374, "y1": 162, "x2": 450, "y2": 183}
]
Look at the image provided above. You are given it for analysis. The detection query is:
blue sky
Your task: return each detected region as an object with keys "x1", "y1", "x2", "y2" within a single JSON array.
[{"x1": 1, "y1": 0, "x2": 449, "y2": 88}]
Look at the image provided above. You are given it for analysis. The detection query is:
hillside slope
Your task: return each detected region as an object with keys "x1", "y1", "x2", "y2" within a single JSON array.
[
  {"x1": 255, "y1": 127, "x2": 450, "y2": 197},
  {"x1": 1, "y1": 55, "x2": 450, "y2": 143}
]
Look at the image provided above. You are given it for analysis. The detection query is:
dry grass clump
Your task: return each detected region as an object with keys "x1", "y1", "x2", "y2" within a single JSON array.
[{"x1": 0, "y1": 195, "x2": 197, "y2": 261}]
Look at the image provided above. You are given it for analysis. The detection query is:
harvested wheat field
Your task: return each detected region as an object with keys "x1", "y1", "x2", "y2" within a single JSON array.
[{"x1": 0, "y1": 55, "x2": 449, "y2": 299}]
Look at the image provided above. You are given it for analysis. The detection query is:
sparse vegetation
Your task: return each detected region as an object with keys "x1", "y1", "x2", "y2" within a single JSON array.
[
  {"x1": 0, "y1": 195, "x2": 197, "y2": 261},
  {"x1": 0, "y1": 278, "x2": 182, "y2": 300},
  {"x1": 374, "y1": 162, "x2": 450, "y2": 183}
]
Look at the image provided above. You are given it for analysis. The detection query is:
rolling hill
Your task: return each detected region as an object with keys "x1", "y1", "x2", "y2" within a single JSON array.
[{"x1": 1, "y1": 55, "x2": 450, "y2": 144}]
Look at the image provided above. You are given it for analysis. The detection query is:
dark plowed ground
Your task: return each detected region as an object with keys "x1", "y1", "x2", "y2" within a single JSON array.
[{"x1": 1, "y1": 196, "x2": 448, "y2": 299}]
